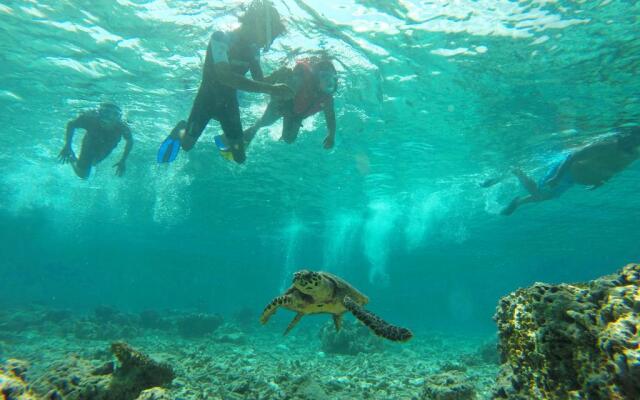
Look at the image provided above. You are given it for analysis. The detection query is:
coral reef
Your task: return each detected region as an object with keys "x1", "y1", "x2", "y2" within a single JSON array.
[
  {"x1": 138, "y1": 310, "x2": 172, "y2": 331},
  {"x1": 0, "y1": 359, "x2": 37, "y2": 400},
  {"x1": 32, "y1": 356, "x2": 111, "y2": 399},
  {"x1": 134, "y1": 387, "x2": 171, "y2": 400},
  {"x1": 319, "y1": 320, "x2": 384, "y2": 355},
  {"x1": 493, "y1": 263, "x2": 640, "y2": 399},
  {"x1": 109, "y1": 342, "x2": 175, "y2": 399},
  {"x1": 214, "y1": 323, "x2": 249, "y2": 345},
  {"x1": 175, "y1": 313, "x2": 224, "y2": 338},
  {"x1": 421, "y1": 370, "x2": 477, "y2": 400},
  {"x1": 32, "y1": 342, "x2": 174, "y2": 400}
]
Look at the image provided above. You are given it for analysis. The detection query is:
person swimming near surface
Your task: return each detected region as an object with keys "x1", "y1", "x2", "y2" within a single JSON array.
[
  {"x1": 240, "y1": 56, "x2": 338, "y2": 150},
  {"x1": 58, "y1": 103, "x2": 133, "y2": 179},
  {"x1": 485, "y1": 125, "x2": 640, "y2": 215},
  {"x1": 157, "y1": 0, "x2": 294, "y2": 165}
]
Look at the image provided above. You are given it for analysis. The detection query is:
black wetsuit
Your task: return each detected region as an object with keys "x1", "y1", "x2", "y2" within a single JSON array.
[
  {"x1": 69, "y1": 111, "x2": 130, "y2": 167},
  {"x1": 184, "y1": 31, "x2": 261, "y2": 143}
]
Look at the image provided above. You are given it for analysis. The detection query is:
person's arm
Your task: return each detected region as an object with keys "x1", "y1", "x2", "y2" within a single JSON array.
[
  {"x1": 207, "y1": 31, "x2": 292, "y2": 97},
  {"x1": 120, "y1": 127, "x2": 133, "y2": 162},
  {"x1": 113, "y1": 126, "x2": 133, "y2": 177},
  {"x1": 64, "y1": 117, "x2": 82, "y2": 147},
  {"x1": 249, "y1": 58, "x2": 264, "y2": 82},
  {"x1": 214, "y1": 62, "x2": 292, "y2": 97},
  {"x1": 322, "y1": 97, "x2": 336, "y2": 149},
  {"x1": 264, "y1": 66, "x2": 291, "y2": 84},
  {"x1": 58, "y1": 115, "x2": 85, "y2": 163}
]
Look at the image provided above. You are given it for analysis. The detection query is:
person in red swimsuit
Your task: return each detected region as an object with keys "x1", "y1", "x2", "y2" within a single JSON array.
[{"x1": 243, "y1": 57, "x2": 338, "y2": 150}]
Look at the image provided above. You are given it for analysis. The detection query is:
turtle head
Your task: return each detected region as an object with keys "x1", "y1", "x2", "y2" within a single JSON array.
[{"x1": 292, "y1": 269, "x2": 323, "y2": 295}]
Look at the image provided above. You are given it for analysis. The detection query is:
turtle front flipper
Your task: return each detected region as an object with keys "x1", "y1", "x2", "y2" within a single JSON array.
[
  {"x1": 343, "y1": 296, "x2": 413, "y2": 342},
  {"x1": 260, "y1": 295, "x2": 292, "y2": 325},
  {"x1": 284, "y1": 312, "x2": 304, "y2": 335}
]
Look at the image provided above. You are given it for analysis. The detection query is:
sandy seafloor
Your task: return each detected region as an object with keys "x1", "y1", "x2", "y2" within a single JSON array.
[{"x1": 0, "y1": 307, "x2": 499, "y2": 399}]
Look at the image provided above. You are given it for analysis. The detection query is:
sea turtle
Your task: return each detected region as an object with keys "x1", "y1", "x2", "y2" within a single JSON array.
[{"x1": 260, "y1": 269, "x2": 413, "y2": 342}]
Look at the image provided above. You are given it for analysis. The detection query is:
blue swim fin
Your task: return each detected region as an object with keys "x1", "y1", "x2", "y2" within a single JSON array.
[
  {"x1": 157, "y1": 121, "x2": 186, "y2": 163},
  {"x1": 214, "y1": 134, "x2": 229, "y2": 151},
  {"x1": 157, "y1": 136, "x2": 181, "y2": 163}
]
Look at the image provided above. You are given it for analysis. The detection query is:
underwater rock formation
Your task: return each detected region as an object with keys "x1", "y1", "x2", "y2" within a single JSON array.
[
  {"x1": 134, "y1": 387, "x2": 171, "y2": 400},
  {"x1": 109, "y1": 342, "x2": 175, "y2": 399},
  {"x1": 493, "y1": 263, "x2": 640, "y2": 399},
  {"x1": 0, "y1": 359, "x2": 37, "y2": 400},
  {"x1": 33, "y1": 356, "x2": 111, "y2": 399},
  {"x1": 33, "y1": 342, "x2": 174, "y2": 400},
  {"x1": 138, "y1": 310, "x2": 172, "y2": 331},
  {"x1": 214, "y1": 323, "x2": 249, "y2": 345},
  {"x1": 175, "y1": 313, "x2": 224, "y2": 338},
  {"x1": 319, "y1": 320, "x2": 384, "y2": 355},
  {"x1": 421, "y1": 370, "x2": 476, "y2": 400}
]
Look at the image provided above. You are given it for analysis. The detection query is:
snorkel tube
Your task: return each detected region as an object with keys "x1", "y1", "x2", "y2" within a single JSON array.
[{"x1": 264, "y1": 0, "x2": 273, "y2": 51}]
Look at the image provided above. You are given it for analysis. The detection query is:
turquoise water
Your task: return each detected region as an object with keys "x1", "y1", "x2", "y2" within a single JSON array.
[{"x1": 1, "y1": 0, "x2": 639, "y2": 342}]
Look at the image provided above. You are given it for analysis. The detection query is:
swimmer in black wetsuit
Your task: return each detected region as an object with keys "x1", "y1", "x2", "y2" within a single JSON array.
[
  {"x1": 58, "y1": 103, "x2": 133, "y2": 179},
  {"x1": 157, "y1": 0, "x2": 294, "y2": 165}
]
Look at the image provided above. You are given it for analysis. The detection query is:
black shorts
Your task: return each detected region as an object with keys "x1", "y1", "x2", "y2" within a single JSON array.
[{"x1": 185, "y1": 83, "x2": 243, "y2": 142}]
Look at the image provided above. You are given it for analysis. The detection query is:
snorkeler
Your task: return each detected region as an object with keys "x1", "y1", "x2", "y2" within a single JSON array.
[
  {"x1": 58, "y1": 103, "x2": 133, "y2": 179},
  {"x1": 239, "y1": 57, "x2": 338, "y2": 151},
  {"x1": 487, "y1": 126, "x2": 640, "y2": 215},
  {"x1": 157, "y1": 0, "x2": 294, "y2": 165}
]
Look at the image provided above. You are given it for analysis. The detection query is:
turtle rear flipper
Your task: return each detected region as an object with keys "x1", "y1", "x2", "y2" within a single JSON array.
[{"x1": 343, "y1": 296, "x2": 413, "y2": 342}]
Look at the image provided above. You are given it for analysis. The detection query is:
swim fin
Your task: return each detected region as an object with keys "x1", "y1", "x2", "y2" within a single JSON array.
[
  {"x1": 157, "y1": 136, "x2": 181, "y2": 163},
  {"x1": 214, "y1": 134, "x2": 234, "y2": 161},
  {"x1": 157, "y1": 121, "x2": 186, "y2": 163}
]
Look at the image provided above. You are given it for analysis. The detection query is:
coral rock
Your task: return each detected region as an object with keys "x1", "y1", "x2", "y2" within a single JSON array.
[
  {"x1": 175, "y1": 313, "x2": 223, "y2": 338},
  {"x1": 0, "y1": 359, "x2": 37, "y2": 400},
  {"x1": 319, "y1": 320, "x2": 384, "y2": 355},
  {"x1": 493, "y1": 263, "x2": 640, "y2": 399},
  {"x1": 109, "y1": 342, "x2": 175, "y2": 399},
  {"x1": 421, "y1": 371, "x2": 476, "y2": 400},
  {"x1": 134, "y1": 387, "x2": 172, "y2": 400}
]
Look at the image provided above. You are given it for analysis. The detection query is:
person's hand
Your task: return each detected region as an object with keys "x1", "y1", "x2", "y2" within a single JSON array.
[
  {"x1": 113, "y1": 160, "x2": 126, "y2": 177},
  {"x1": 269, "y1": 83, "x2": 294, "y2": 99},
  {"x1": 323, "y1": 135, "x2": 335, "y2": 150},
  {"x1": 58, "y1": 145, "x2": 76, "y2": 164}
]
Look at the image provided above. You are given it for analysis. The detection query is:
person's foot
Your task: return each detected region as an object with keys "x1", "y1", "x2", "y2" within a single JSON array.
[
  {"x1": 227, "y1": 136, "x2": 246, "y2": 164},
  {"x1": 480, "y1": 177, "x2": 501, "y2": 188},
  {"x1": 170, "y1": 120, "x2": 187, "y2": 139},
  {"x1": 500, "y1": 199, "x2": 519, "y2": 216}
]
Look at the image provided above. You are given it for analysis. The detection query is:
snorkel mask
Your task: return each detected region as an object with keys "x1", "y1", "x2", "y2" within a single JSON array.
[
  {"x1": 315, "y1": 64, "x2": 338, "y2": 95},
  {"x1": 98, "y1": 103, "x2": 122, "y2": 123}
]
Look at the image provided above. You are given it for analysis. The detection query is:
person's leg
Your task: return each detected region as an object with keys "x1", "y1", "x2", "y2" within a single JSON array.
[
  {"x1": 217, "y1": 95, "x2": 246, "y2": 164},
  {"x1": 181, "y1": 89, "x2": 212, "y2": 151},
  {"x1": 243, "y1": 100, "x2": 283, "y2": 144},
  {"x1": 501, "y1": 195, "x2": 538, "y2": 216},
  {"x1": 281, "y1": 116, "x2": 303, "y2": 144},
  {"x1": 512, "y1": 169, "x2": 540, "y2": 196}
]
